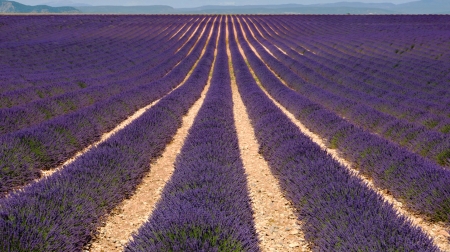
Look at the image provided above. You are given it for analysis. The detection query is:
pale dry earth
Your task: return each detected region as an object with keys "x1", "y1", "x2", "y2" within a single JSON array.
[
  {"x1": 259, "y1": 71, "x2": 450, "y2": 252},
  {"x1": 90, "y1": 16, "x2": 312, "y2": 252},
  {"x1": 37, "y1": 17, "x2": 210, "y2": 181},
  {"x1": 230, "y1": 53, "x2": 309, "y2": 252},
  {"x1": 169, "y1": 20, "x2": 190, "y2": 41},
  {"x1": 229, "y1": 17, "x2": 310, "y2": 251},
  {"x1": 87, "y1": 16, "x2": 219, "y2": 252},
  {"x1": 245, "y1": 18, "x2": 288, "y2": 56},
  {"x1": 88, "y1": 57, "x2": 213, "y2": 252},
  {"x1": 173, "y1": 17, "x2": 205, "y2": 53},
  {"x1": 235, "y1": 17, "x2": 450, "y2": 252},
  {"x1": 5, "y1": 15, "x2": 447, "y2": 252}
]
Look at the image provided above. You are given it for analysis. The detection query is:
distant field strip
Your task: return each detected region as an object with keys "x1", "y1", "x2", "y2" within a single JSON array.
[{"x1": 0, "y1": 14, "x2": 449, "y2": 251}]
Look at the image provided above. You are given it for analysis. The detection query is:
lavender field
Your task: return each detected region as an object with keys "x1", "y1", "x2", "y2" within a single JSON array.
[{"x1": 0, "y1": 14, "x2": 449, "y2": 251}]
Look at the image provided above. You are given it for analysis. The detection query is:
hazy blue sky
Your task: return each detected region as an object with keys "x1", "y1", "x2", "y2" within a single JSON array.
[{"x1": 16, "y1": 0, "x2": 416, "y2": 8}]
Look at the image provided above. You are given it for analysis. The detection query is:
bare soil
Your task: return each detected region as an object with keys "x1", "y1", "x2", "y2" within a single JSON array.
[
  {"x1": 87, "y1": 16, "x2": 219, "y2": 252},
  {"x1": 88, "y1": 65, "x2": 212, "y2": 252},
  {"x1": 236, "y1": 16, "x2": 450, "y2": 251},
  {"x1": 231, "y1": 66, "x2": 310, "y2": 252},
  {"x1": 38, "y1": 20, "x2": 210, "y2": 181},
  {"x1": 12, "y1": 16, "x2": 446, "y2": 252},
  {"x1": 229, "y1": 17, "x2": 310, "y2": 252}
]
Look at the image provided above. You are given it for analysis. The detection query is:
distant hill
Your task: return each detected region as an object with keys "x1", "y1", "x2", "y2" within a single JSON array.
[
  {"x1": 74, "y1": 0, "x2": 450, "y2": 15},
  {"x1": 76, "y1": 5, "x2": 173, "y2": 14},
  {"x1": 175, "y1": 1, "x2": 450, "y2": 14},
  {"x1": 0, "y1": 0, "x2": 80, "y2": 13},
  {"x1": 175, "y1": 4, "x2": 396, "y2": 14},
  {"x1": 392, "y1": 0, "x2": 450, "y2": 14},
  {"x1": 43, "y1": 0, "x2": 91, "y2": 7},
  {"x1": 311, "y1": 2, "x2": 397, "y2": 9},
  {"x1": 4, "y1": 0, "x2": 450, "y2": 14}
]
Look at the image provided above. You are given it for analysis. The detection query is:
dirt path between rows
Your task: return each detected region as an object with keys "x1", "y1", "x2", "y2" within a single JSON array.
[
  {"x1": 34, "y1": 18, "x2": 210, "y2": 182},
  {"x1": 87, "y1": 16, "x2": 219, "y2": 252},
  {"x1": 244, "y1": 18, "x2": 288, "y2": 56},
  {"x1": 228, "y1": 17, "x2": 310, "y2": 252},
  {"x1": 236, "y1": 16, "x2": 450, "y2": 252},
  {"x1": 174, "y1": 17, "x2": 204, "y2": 54}
]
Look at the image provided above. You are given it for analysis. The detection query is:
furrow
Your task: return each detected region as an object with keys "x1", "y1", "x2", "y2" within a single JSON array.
[
  {"x1": 235, "y1": 14, "x2": 440, "y2": 251},
  {"x1": 227, "y1": 16, "x2": 311, "y2": 252},
  {"x1": 87, "y1": 17, "x2": 218, "y2": 252},
  {"x1": 234, "y1": 15, "x2": 450, "y2": 252}
]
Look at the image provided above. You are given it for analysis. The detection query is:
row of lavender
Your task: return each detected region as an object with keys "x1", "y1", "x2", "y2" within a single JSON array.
[
  {"x1": 0, "y1": 16, "x2": 217, "y2": 251},
  {"x1": 0, "y1": 15, "x2": 195, "y2": 93},
  {"x1": 0, "y1": 16, "x2": 152, "y2": 90},
  {"x1": 267, "y1": 15, "x2": 450, "y2": 98},
  {"x1": 127, "y1": 18, "x2": 259, "y2": 250},
  {"x1": 228, "y1": 18, "x2": 437, "y2": 251},
  {"x1": 0, "y1": 16, "x2": 199, "y2": 105},
  {"x1": 125, "y1": 17, "x2": 438, "y2": 251},
  {"x1": 258, "y1": 16, "x2": 449, "y2": 117},
  {"x1": 0, "y1": 15, "x2": 447, "y2": 251},
  {"x1": 0, "y1": 17, "x2": 196, "y2": 109},
  {"x1": 0, "y1": 19, "x2": 196, "y2": 134},
  {"x1": 243, "y1": 15, "x2": 450, "y2": 167},
  {"x1": 234, "y1": 14, "x2": 450, "y2": 226},
  {"x1": 0, "y1": 17, "x2": 211, "y2": 195},
  {"x1": 247, "y1": 16, "x2": 450, "y2": 135}
]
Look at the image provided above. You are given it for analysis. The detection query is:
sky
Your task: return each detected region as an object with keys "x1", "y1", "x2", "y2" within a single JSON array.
[{"x1": 15, "y1": 0, "x2": 417, "y2": 8}]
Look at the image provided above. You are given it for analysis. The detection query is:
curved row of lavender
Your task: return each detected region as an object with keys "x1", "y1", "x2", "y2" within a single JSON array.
[
  {"x1": 233, "y1": 16, "x2": 450, "y2": 224},
  {"x1": 258, "y1": 16, "x2": 449, "y2": 118},
  {"x1": 0, "y1": 16, "x2": 218, "y2": 251},
  {"x1": 254, "y1": 15, "x2": 450, "y2": 121},
  {"x1": 228, "y1": 17, "x2": 437, "y2": 251},
  {"x1": 127, "y1": 18, "x2": 259, "y2": 251},
  {"x1": 240, "y1": 16, "x2": 450, "y2": 167},
  {"x1": 0, "y1": 14, "x2": 447, "y2": 250},
  {"x1": 0, "y1": 19, "x2": 197, "y2": 135},
  {"x1": 246, "y1": 16, "x2": 450, "y2": 134},
  {"x1": 0, "y1": 17, "x2": 196, "y2": 109},
  {"x1": 313, "y1": 18, "x2": 448, "y2": 112},
  {"x1": 0, "y1": 16, "x2": 196, "y2": 94},
  {"x1": 0, "y1": 17, "x2": 212, "y2": 196},
  {"x1": 0, "y1": 16, "x2": 149, "y2": 91},
  {"x1": 267, "y1": 16, "x2": 450, "y2": 102}
]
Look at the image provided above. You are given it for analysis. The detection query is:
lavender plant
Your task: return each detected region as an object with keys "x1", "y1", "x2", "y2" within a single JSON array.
[
  {"x1": 233, "y1": 16, "x2": 450, "y2": 223},
  {"x1": 0, "y1": 18, "x2": 213, "y2": 196},
  {"x1": 0, "y1": 15, "x2": 217, "y2": 251},
  {"x1": 127, "y1": 19, "x2": 259, "y2": 251},
  {"x1": 230, "y1": 17, "x2": 437, "y2": 251}
]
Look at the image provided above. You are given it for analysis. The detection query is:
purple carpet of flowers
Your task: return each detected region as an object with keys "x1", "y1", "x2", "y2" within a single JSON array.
[
  {"x1": 233, "y1": 15, "x2": 450, "y2": 223},
  {"x1": 229, "y1": 17, "x2": 437, "y2": 251},
  {"x1": 126, "y1": 18, "x2": 259, "y2": 251},
  {"x1": 0, "y1": 14, "x2": 448, "y2": 251},
  {"x1": 0, "y1": 16, "x2": 211, "y2": 195}
]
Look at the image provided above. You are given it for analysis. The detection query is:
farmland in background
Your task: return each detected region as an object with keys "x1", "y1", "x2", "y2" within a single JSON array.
[{"x1": 0, "y1": 14, "x2": 449, "y2": 251}]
